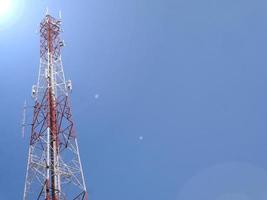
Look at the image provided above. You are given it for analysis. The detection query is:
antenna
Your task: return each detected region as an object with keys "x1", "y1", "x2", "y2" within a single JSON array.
[
  {"x1": 59, "y1": 10, "x2": 62, "y2": 19},
  {"x1": 35, "y1": 24, "x2": 39, "y2": 34},
  {"x1": 21, "y1": 100, "x2": 27, "y2": 138}
]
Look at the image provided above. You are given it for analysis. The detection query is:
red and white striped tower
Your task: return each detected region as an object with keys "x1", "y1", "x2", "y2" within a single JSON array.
[{"x1": 23, "y1": 14, "x2": 88, "y2": 200}]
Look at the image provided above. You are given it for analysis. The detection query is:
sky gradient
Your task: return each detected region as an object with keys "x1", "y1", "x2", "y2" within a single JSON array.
[{"x1": 1, "y1": 0, "x2": 267, "y2": 199}]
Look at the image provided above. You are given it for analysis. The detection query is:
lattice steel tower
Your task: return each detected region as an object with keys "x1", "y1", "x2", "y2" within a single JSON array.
[{"x1": 23, "y1": 14, "x2": 88, "y2": 200}]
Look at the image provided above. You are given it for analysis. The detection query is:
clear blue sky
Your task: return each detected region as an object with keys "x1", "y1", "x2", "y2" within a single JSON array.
[{"x1": 1, "y1": 0, "x2": 267, "y2": 199}]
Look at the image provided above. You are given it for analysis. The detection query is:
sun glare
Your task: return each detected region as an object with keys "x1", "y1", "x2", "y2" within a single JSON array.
[{"x1": 0, "y1": 0, "x2": 12, "y2": 18}]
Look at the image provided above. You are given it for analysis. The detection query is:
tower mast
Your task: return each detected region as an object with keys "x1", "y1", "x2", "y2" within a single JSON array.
[
  {"x1": 23, "y1": 14, "x2": 88, "y2": 200},
  {"x1": 47, "y1": 15, "x2": 60, "y2": 200}
]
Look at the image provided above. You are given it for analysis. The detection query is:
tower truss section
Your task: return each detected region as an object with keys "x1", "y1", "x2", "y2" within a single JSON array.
[{"x1": 23, "y1": 14, "x2": 88, "y2": 200}]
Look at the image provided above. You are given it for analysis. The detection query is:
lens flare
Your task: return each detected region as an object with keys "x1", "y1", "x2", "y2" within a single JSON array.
[
  {"x1": 0, "y1": 0, "x2": 12, "y2": 18},
  {"x1": 0, "y1": 0, "x2": 25, "y2": 30}
]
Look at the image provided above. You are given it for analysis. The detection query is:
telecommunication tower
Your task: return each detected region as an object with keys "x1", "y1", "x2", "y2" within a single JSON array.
[{"x1": 23, "y1": 14, "x2": 88, "y2": 200}]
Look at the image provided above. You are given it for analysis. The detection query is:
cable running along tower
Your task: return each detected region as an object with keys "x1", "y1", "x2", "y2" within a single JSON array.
[{"x1": 23, "y1": 14, "x2": 88, "y2": 200}]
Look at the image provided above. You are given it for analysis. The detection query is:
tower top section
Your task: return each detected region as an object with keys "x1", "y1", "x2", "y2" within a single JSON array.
[
  {"x1": 40, "y1": 15, "x2": 63, "y2": 61},
  {"x1": 33, "y1": 14, "x2": 69, "y2": 100}
]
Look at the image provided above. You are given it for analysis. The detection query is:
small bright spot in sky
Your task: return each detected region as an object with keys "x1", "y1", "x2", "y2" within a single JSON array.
[
  {"x1": 94, "y1": 94, "x2": 99, "y2": 99},
  {"x1": 0, "y1": 0, "x2": 11, "y2": 18},
  {"x1": 139, "y1": 136, "x2": 143, "y2": 140}
]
